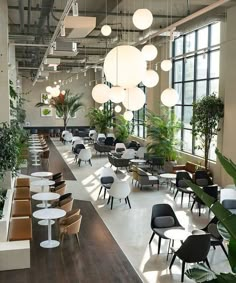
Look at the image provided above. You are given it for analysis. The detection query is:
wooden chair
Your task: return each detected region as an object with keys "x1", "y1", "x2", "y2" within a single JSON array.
[{"x1": 59, "y1": 214, "x2": 82, "y2": 245}]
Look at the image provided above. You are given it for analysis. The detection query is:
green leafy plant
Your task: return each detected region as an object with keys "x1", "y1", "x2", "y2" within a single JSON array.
[
  {"x1": 86, "y1": 108, "x2": 112, "y2": 134},
  {"x1": 146, "y1": 108, "x2": 181, "y2": 161},
  {"x1": 42, "y1": 108, "x2": 51, "y2": 116},
  {"x1": 113, "y1": 115, "x2": 134, "y2": 142},
  {"x1": 0, "y1": 189, "x2": 7, "y2": 219},
  {"x1": 190, "y1": 94, "x2": 224, "y2": 169},
  {"x1": 35, "y1": 89, "x2": 83, "y2": 129},
  {"x1": 185, "y1": 148, "x2": 236, "y2": 282}
]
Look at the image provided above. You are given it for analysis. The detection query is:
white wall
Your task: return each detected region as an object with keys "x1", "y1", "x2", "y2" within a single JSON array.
[{"x1": 22, "y1": 70, "x2": 95, "y2": 128}]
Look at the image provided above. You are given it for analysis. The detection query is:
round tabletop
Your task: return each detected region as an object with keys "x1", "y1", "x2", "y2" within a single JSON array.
[
  {"x1": 164, "y1": 229, "x2": 191, "y2": 241},
  {"x1": 32, "y1": 192, "x2": 60, "y2": 201},
  {"x1": 159, "y1": 173, "x2": 176, "y2": 179},
  {"x1": 130, "y1": 159, "x2": 146, "y2": 163},
  {"x1": 29, "y1": 146, "x2": 42, "y2": 148},
  {"x1": 31, "y1": 179, "x2": 55, "y2": 187},
  {"x1": 33, "y1": 208, "x2": 66, "y2": 220},
  {"x1": 31, "y1": 171, "x2": 53, "y2": 178},
  {"x1": 30, "y1": 149, "x2": 43, "y2": 153}
]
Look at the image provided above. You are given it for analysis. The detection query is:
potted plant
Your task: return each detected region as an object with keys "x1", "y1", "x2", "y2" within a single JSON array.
[
  {"x1": 146, "y1": 108, "x2": 181, "y2": 162},
  {"x1": 190, "y1": 94, "x2": 224, "y2": 170},
  {"x1": 86, "y1": 107, "x2": 112, "y2": 134},
  {"x1": 35, "y1": 89, "x2": 83, "y2": 130},
  {"x1": 185, "y1": 148, "x2": 236, "y2": 282},
  {"x1": 113, "y1": 115, "x2": 134, "y2": 143}
]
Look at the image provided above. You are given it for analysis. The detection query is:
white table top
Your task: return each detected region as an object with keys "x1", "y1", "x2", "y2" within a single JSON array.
[
  {"x1": 164, "y1": 229, "x2": 191, "y2": 241},
  {"x1": 32, "y1": 192, "x2": 60, "y2": 201},
  {"x1": 31, "y1": 171, "x2": 53, "y2": 178},
  {"x1": 33, "y1": 208, "x2": 66, "y2": 220},
  {"x1": 159, "y1": 173, "x2": 176, "y2": 179},
  {"x1": 29, "y1": 146, "x2": 42, "y2": 148},
  {"x1": 31, "y1": 179, "x2": 55, "y2": 187},
  {"x1": 130, "y1": 159, "x2": 146, "y2": 163},
  {"x1": 30, "y1": 149, "x2": 43, "y2": 153}
]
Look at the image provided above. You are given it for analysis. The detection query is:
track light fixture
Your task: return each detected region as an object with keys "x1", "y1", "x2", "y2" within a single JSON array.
[
  {"x1": 60, "y1": 22, "x2": 65, "y2": 36},
  {"x1": 72, "y1": 1, "x2": 78, "y2": 16}
]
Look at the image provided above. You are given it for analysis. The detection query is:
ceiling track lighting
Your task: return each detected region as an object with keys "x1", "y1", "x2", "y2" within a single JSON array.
[
  {"x1": 72, "y1": 1, "x2": 78, "y2": 16},
  {"x1": 72, "y1": 42, "x2": 77, "y2": 52},
  {"x1": 60, "y1": 22, "x2": 65, "y2": 36}
]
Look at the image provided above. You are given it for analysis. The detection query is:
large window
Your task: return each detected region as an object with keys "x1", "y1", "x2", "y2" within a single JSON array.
[{"x1": 172, "y1": 22, "x2": 220, "y2": 160}]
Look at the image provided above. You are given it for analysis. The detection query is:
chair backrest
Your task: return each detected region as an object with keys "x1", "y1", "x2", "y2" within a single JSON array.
[
  {"x1": 59, "y1": 193, "x2": 72, "y2": 202},
  {"x1": 151, "y1": 203, "x2": 182, "y2": 229},
  {"x1": 64, "y1": 132, "x2": 73, "y2": 142},
  {"x1": 52, "y1": 172, "x2": 63, "y2": 182},
  {"x1": 220, "y1": 188, "x2": 236, "y2": 203},
  {"x1": 98, "y1": 137, "x2": 106, "y2": 144},
  {"x1": 176, "y1": 234, "x2": 211, "y2": 263},
  {"x1": 195, "y1": 170, "x2": 213, "y2": 186},
  {"x1": 59, "y1": 197, "x2": 74, "y2": 212},
  {"x1": 78, "y1": 148, "x2": 92, "y2": 160},
  {"x1": 100, "y1": 167, "x2": 118, "y2": 181},
  {"x1": 61, "y1": 130, "x2": 69, "y2": 137},
  {"x1": 203, "y1": 185, "x2": 218, "y2": 200},
  {"x1": 222, "y1": 199, "x2": 236, "y2": 209},
  {"x1": 107, "y1": 133, "x2": 115, "y2": 138},
  {"x1": 54, "y1": 183, "x2": 66, "y2": 195},
  {"x1": 115, "y1": 143, "x2": 126, "y2": 152},
  {"x1": 121, "y1": 149, "x2": 136, "y2": 159},
  {"x1": 135, "y1": 147, "x2": 147, "y2": 159},
  {"x1": 101, "y1": 176, "x2": 114, "y2": 185},
  {"x1": 97, "y1": 133, "x2": 106, "y2": 141},
  {"x1": 109, "y1": 180, "x2": 131, "y2": 199},
  {"x1": 72, "y1": 137, "x2": 84, "y2": 145},
  {"x1": 74, "y1": 143, "x2": 85, "y2": 154},
  {"x1": 176, "y1": 171, "x2": 193, "y2": 188},
  {"x1": 61, "y1": 214, "x2": 82, "y2": 235},
  {"x1": 104, "y1": 137, "x2": 114, "y2": 146},
  {"x1": 42, "y1": 149, "x2": 50, "y2": 158}
]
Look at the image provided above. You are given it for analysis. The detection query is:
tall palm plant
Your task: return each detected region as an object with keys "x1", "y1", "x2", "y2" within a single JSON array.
[{"x1": 35, "y1": 89, "x2": 83, "y2": 129}]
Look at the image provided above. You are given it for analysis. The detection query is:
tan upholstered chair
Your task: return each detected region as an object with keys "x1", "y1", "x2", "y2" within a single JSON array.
[
  {"x1": 59, "y1": 197, "x2": 74, "y2": 212},
  {"x1": 58, "y1": 208, "x2": 80, "y2": 225},
  {"x1": 59, "y1": 214, "x2": 82, "y2": 245},
  {"x1": 50, "y1": 181, "x2": 66, "y2": 195},
  {"x1": 137, "y1": 168, "x2": 159, "y2": 190}
]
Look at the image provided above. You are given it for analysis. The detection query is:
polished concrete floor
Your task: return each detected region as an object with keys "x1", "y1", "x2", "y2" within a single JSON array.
[{"x1": 30, "y1": 138, "x2": 231, "y2": 283}]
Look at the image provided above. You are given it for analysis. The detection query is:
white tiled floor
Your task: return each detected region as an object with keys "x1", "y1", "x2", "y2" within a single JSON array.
[{"x1": 50, "y1": 139, "x2": 230, "y2": 283}]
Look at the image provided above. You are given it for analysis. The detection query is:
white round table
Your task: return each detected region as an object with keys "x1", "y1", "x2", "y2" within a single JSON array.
[
  {"x1": 31, "y1": 179, "x2": 55, "y2": 207},
  {"x1": 159, "y1": 173, "x2": 176, "y2": 189},
  {"x1": 32, "y1": 192, "x2": 60, "y2": 225},
  {"x1": 31, "y1": 171, "x2": 53, "y2": 178},
  {"x1": 130, "y1": 159, "x2": 146, "y2": 164},
  {"x1": 30, "y1": 149, "x2": 43, "y2": 166},
  {"x1": 33, "y1": 208, "x2": 66, "y2": 248}
]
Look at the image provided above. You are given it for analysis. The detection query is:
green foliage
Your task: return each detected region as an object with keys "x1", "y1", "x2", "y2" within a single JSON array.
[
  {"x1": 190, "y1": 94, "x2": 224, "y2": 169},
  {"x1": 42, "y1": 108, "x2": 51, "y2": 116},
  {"x1": 35, "y1": 89, "x2": 83, "y2": 129},
  {"x1": 113, "y1": 115, "x2": 134, "y2": 142},
  {"x1": 86, "y1": 108, "x2": 112, "y2": 134},
  {"x1": 185, "y1": 148, "x2": 236, "y2": 282},
  {"x1": 146, "y1": 108, "x2": 181, "y2": 161},
  {"x1": 0, "y1": 121, "x2": 28, "y2": 180},
  {"x1": 0, "y1": 189, "x2": 7, "y2": 219}
]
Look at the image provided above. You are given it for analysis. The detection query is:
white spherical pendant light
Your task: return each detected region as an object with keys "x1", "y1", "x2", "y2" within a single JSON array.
[
  {"x1": 92, "y1": 84, "x2": 110, "y2": 103},
  {"x1": 124, "y1": 111, "x2": 133, "y2": 121},
  {"x1": 122, "y1": 87, "x2": 145, "y2": 111},
  {"x1": 110, "y1": 86, "x2": 125, "y2": 103},
  {"x1": 132, "y1": 9, "x2": 153, "y2": 30},
  {"x1": 161, "y1": 88, "x2": 179, "y2": 107},
  {"x1": 114, "y1": 105, "x2": 122, "y2": 113},
  {"x1": 51, "y1": 87, "x2": 60, "y2": 97},
  {"x1": 142, "y1": 70, "x2": 159, "y2": 88},
  {"x1": 46, "y1": 86, "x2": 52, "y2": 93},
  {"x1": 141, "y1": 44, "x2": 158, "y2": 61},
  {"x1": 104, "y1": 45, "x2": 146, "y2": 88},
  {"x1": 101, "y1": 25, "x2": 112, "y2": 36},
  {"x1": 61, "y1": 90, "x2": 66, "y2": 95},
  {"x1": 161, "y1": 60, "x2": 173, "y2": 72},
  {"x1": 99, "y1": 105, "x2": 104, "y2": 111}
]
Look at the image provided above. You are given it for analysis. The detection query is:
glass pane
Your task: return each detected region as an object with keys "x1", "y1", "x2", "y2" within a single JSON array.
[
  {"x1": 196, "y1": 80, "x2": 207, "y2": 101},
  {"x1": 211, "y1": 22, "x2": 220, "y2": 46},
  {"x1": 185, "y1": 32, "x2": 195, "y2": 52},
  {"x1": 174, "y1": 106, "x2": 182, "y2": 121},
  {"x1": 183, "y1": 106, "x2": 193, "y2": 129},
  {"x1": 174, "y1": 83, "x2": 183, "y2": 104},
  {"x1": 175, "y1": 129, "x2": 182, "y2": 150},
  {"x1": 175, "y1": 37, "x2": 183, "y2": 56},
  {"x1": 209, "y1": 135, "x2": 217, "y2": 161},
  {"x1": 174, "y1": 60, "x2": 183, "y2": 82},
  {"x1": 184, "y1": 57, "x2": 194, "y2": 81},
  {"x1": 209, "y1": 79, "x2": 219, "y2": 96},
  {"x1": 184, "y1": 82, "x2": 194, "y2": 104},
  {"x1": 183, "y1": 129, "x2": 192, "y2": 153},
  {"x1": 210, "y1": 51, "x2": 220, "y2": 78},
  {"x1": 196, "y1": 54, "x2": 208, "y2": 79},
  {"x1": 194, "y1": 137, "x2": 204, "y2": 158},
  {"x1": 197, "y1": 26, "x2": 208, "y2": 49},
  {"x1": 133, "y1": 124, "x2": 138, "y2": 136}
]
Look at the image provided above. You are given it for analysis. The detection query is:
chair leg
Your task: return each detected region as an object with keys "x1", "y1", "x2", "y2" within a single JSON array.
[
  {"x1": 111, "y1": 196, "x2": 114, "y2": 210},
  {"x1": 169, "y1": 254, "x2": 176, "y2": 270},
  {"x1": 190, "y1": 200, "x2": 195, "y2": 212},
  {"x1": 181, "y1": 261, "x2": 185, "y2": 282},
  {"x1": 89, "y1": 159, "x2": 92, "y2": 166},
  {"x1": 78, "y1": 159, "x2": 81, "y2": 167},
  {"x1": 205, "y1": 257, "x2": 210, "y2": 269},
  {"x1": 198, "y1": 203, "x2": 201, "y2": 217},
  {"x1": 127, "y1": 197, "x2": 131, "y2": 209},
  {"x1": 107, "y1": 196, "x2": 110, "y2": 204},
  {"x1": 181, "y1": 192, "x2": 184, "y2": 205},
  {"x1": 103, "y1": 188, "x2": 106, "y2": 199},
  {"x1": 75, "y1": 233, "x2": 80, "y2": 246},
  {"x1": 220, "y1": 242, "x2": 228, "y2": 258},
  {"x1": 174, "y1": 190, "x2": 178, "y2": 199},
  {"x1": 158, "y1": 237, "x2": 162, "y2": 254},
  {"x1": 149, "y1": 232, "x2": 155, "y2": 244},
  {"x1": 98, "y1": 186, "x2": 103, "y2": 198}
]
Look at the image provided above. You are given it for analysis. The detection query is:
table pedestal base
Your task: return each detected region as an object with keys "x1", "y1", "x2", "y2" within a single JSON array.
[
  {"x1": 38, "y1": 219, "x2": 55, "y2": 226},
  {"x1": 36, "y1": 203, "x2": 51, "y2": 208},
  {"x1": 40, "y1": 240, "x2": 60, "y2": 248}
]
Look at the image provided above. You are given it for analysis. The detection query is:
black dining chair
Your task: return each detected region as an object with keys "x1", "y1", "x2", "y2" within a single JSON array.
[
  {"x1": 149, "y1": 204, "x2": 183, "y2": 254},
  {"x1": 191, "y1": 185, "x2": 218, "y2": 216},
  {"x1": 174, "y1": 171, "x2": 194, "y2": 205},
  {"x1": 169, "y1": 233, "x2": 211, "y2": 282},
  {"x1": 195, "y1": 170, "x2": 213, "y2": 186}
]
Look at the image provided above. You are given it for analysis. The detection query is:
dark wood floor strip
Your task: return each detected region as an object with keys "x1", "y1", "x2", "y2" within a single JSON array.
[{"x1": 0, "y1": 199, "x2": 142, "y2": 283}]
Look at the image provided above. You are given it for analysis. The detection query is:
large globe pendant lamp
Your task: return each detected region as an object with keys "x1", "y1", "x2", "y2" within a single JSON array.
[
  {"x1": 101, "y1": 25, "x2": 112, "y2": 36},
  {"x1": 104, "y1": 45, "x2": 147, "y2": 88},
  {"x1": 92, "y1": 84, "x2": 110, "y2": 103},
  {"x1": 161, "y1": 88, "x2": 179, "y2": 107},
  {"x1": 123, "y1": 110, "x2": 133, "y2": 121},
  {"x1": 142, "y1": 70, "x2": 159, "y2": 88},
  {"x1": 141, "y1": 44, "x2": 158, "y2": 61},
  {"x1": 51, "y1": 87, "x2": 60, "y2": 97},
  {"x1": 132, "y1": 9, "x2": 153, "y2": 30},
  {"x1": 46, "y1": 86, "x2": 52, "y2": 93},
  {"x1": 122, "y1": 87, "x2": 145, "y2": 111},
  {"x1": 161, "y1": 60, "x2": 172, "y2": 71},
  {"x1": 114, "y1": 105, "x2": 122, "y2": 113},
  {"x1": 110, "y1": 86, "x2": 125, "y2": 103}
]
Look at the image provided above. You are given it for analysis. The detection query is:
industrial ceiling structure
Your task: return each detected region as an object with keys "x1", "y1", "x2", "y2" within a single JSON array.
[{"x1": 7, "y1": 0, "x2": 235, "y2": 82}]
